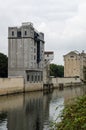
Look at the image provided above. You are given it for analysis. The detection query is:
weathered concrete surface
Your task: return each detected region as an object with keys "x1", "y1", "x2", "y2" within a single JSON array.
[
  {"x1": 25, "y1": 83, "x2": 43, "y2": 92},
  {"x1": 52, "y1": 77, "x2": 82, "y2": 88},
  {"x1": 0, "y1": 77, "x2": 82, "y2": 96},
  {"x1": 0, "y1": 77, "x2": 43, "y2": 95},
  {"x1": 0, "y1": 77, "x2": 24, "y2": 95}
]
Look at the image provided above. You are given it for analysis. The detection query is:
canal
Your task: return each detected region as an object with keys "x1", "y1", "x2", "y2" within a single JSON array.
[{"x1": 0, "y1": 85, "x2": 86, "y2": 130}]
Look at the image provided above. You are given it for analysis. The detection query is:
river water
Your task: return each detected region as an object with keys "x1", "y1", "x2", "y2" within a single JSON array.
[{"x1": 0, "y1": 85, "x2": 86, "y2": 130}]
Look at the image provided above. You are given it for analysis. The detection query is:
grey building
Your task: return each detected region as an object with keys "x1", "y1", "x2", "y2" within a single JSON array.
[{"x1": 8, "y1": 22, "x2": 45, "y2": 83}]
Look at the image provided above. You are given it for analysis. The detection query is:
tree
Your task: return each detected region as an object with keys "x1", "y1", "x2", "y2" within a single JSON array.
[
  {"x1": 50, "y1": 63, "x2": 64, "y2": 77},
  {"x1": 0, "y1": 53, "x2": 8, "y2": 77}
]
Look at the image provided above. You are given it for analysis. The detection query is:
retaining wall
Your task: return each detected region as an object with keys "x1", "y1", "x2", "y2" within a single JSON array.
[
  {"x1": 25, "y1": 83, "x2": 43, "y2": 92},
  {"x1": 52, "y1": 77, "x2": 81, "y2": 88},
  {"x1": 0, "y1": 77, "x2": 24, "y2": 95},
  {"x1": 0, "y1": 77, "x2": 43, "y2": 95}
]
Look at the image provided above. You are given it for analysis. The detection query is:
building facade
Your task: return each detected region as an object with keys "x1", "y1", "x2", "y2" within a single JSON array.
[
  {"x1": 64, "y1": 50, "x2": 86, "y2": 81},
  {"x1": 8, "y1": 22, "x2": 45, "y2": 83},
  {"x1": 43, "y1": 51, "x2": 54, "y2": 83}
]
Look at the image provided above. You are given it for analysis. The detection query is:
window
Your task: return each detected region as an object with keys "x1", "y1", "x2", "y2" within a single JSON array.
[
  {"x1": 38, "y1": 75, "x2": 40, "y2": 82},
  {"x1": 17, "y1": 31, "x2": 21, "y2": 37},
  {"x1": 25, "y1": 31, "x2": 27, "y2": 35},
  {"x1": 12, "y1": 31, "x2": 14, "y2": 36},
  {"x1": 27, "y1": 75, "x2": 29, "y2": 81},
  {"x1": 70, "y1": 56, "x2": 74, "y2": 58},
  {"x1": 35, "y1": 75, "x2": 37, "y2": 82},
  {"x1": 32, "y1": 75, "x2": 33, "y2": 82},
  {"x1": 34, "y1": 55, "x2": 36, "y2": 60}
]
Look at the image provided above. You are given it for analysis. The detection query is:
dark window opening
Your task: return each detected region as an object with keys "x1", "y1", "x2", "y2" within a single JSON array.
[
  {"x1": 27, "y1": 75, "x2": 29, "y2": 81},
  {"x1": 17, "y1": 31, "x2": 21, "y2": 37},
  {"x1": 32, "y1": 75, "x2": 33, "y2": 81},
  {"x1": 12, "y1": 31, "x2": 14, "y2": 36},
  {"x1": 70, "y1": 56, "x2": 74, "y2": 58},
  {"x1": 34, "y1": 55, "x2": 36, "y2": 60},
  {"x1": 35, "y1": 75, "x2": 37, "y2": 82},
  {"x1": 37, "y1": 41, "x2": 40, "y2": 63},
  {"x1": 25, "y1": 31, "x2": 27, "y2": 35},
  {"x1": 38, "y1": 75, "x2": 40, "y2": 81}
]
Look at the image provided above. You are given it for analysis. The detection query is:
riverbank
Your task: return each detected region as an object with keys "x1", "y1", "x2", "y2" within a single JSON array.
[{"x1": 54, "y1": 95, "x2": 86, "y2": 130}]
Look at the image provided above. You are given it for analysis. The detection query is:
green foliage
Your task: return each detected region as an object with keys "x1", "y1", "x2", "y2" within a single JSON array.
[
  {"x1": 0, "y1": 53, "x2": 8, "y2": 77},
  {"x1": 54, "y1": 95, "x2": 86, "y2": 130},
  {"x1": 50, "y1": 64, "x2": 64, "y2": 77}
]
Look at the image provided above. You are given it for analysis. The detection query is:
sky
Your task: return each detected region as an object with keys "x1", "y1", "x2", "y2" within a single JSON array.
[{"x1": 0, "y1": 0, "x2": 86, "y2": 65}]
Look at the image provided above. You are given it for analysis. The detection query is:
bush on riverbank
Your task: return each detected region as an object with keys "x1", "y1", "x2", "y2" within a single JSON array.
[
  {"x1": 0, "y1": 53, "x2": 8, "y2": 77},
  {"x1": 54, "y1": 95, "x2": 86, "y2": 130}
]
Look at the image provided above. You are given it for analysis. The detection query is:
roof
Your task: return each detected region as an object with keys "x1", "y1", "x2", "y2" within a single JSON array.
[{"x1": 64, "y1": 50, "x2": 79, "y2": 57}]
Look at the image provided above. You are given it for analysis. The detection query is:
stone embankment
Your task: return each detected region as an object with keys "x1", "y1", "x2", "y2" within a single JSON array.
[
  {"x1": 0, "y1": 77, "x2": 43, "y2": 96},
  {"x1": 0, "y1": 77, "x2": 82, "y2": 96}
]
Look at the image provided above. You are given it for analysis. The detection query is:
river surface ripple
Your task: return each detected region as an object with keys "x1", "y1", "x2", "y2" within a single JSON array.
[{"x1": 0, "y1": 85, "x2": 85, "y2": 130}]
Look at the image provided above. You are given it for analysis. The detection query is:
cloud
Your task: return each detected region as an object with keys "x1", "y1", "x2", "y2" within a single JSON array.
[{"x1": 0, "y1": 0, "x2": 86, "y2": 64}]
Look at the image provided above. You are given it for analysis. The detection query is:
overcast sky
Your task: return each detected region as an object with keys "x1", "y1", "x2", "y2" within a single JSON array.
[{"x1": 0, "y1": 0, "x2": 86, "y2": 64}]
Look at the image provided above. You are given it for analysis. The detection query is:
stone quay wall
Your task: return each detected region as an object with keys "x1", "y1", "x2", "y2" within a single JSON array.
[
  {"x1": 25, "y1": 83, "x2": 43, "y2": 92},
  {"x1": 0, "y1": 77, "x2": 82, "y2": 96},
  {"x1": 52, "y1": 77, "x2": 82, "y2": 88},
  {"x1": 0, "y1": 77, "x2": 24, "y2": 95},
  {"x1": 0, "y1": 77, "x2": 43, "y2": 96}
]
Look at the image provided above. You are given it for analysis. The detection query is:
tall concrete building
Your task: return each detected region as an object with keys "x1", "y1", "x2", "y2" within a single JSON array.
[
  {"x1": 64, "y1": 50, "x2": 86, "y2": 81},
  {"x1": 8, "y1": 22, "x2": 45, "y2": 83}
]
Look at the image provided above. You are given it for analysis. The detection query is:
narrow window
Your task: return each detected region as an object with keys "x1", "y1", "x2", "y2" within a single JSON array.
[
  {"x1": 12, "y1": 31, "x2": 14, "y2": 36},
  {"x1": 38, "y1": 75, "x2": 40, "y2": 82},
  {"x1": 27, "y1": 75, "x2": 29, "y2": 81},
  {"x1": 70, "y1": 56, "x2": 74, "y2": 58},
  {"x1": 35, "y1": 75, "x2": 37, "y2": 82},
  {"x1": 32, "y1": 75, "x2": 33, "y2": 82},
  {"x1": 34, "y1": 55, "x2": 36, "y2": 60},
  {"x1": 25, "y1": 31, "x2": 27, "y2": 35},
  {"x1": 17, "y1": 31, "x2": 21, "y2": 37}
]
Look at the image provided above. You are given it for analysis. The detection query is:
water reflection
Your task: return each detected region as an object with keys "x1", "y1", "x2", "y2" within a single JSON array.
[{"x1": 0, "y1": 85, "x2": 85, "y2": 130}]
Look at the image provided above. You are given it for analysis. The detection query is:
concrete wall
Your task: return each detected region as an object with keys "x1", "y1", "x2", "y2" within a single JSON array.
[
  {"x1": 0, "y1": 77, "x2": 24, "y2": 95},
  {"x1": 0, "y1": 77, "x2": 44, "y2": 95},
  {"x1": 52, "y1": 77, "x2": 81, "y2": 88},
  {"x1": 25, "y1": 83, "x2": 43, "y2": 92}
]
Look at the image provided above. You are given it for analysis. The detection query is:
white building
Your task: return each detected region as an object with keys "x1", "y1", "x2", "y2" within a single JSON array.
[{"x1": 43, "y1": 51, "x2": 54, "y2": 83}]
